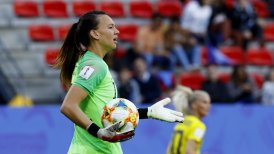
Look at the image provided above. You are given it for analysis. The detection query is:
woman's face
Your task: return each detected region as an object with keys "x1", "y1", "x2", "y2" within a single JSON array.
[
  {"x1": 195, "y1": 93, "x2": 211, "y2": 118},
  {"x1": 94, "y1": 15, "x2": 119, "y2": 51}
]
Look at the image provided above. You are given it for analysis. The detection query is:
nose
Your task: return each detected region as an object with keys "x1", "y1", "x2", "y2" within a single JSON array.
[{"x1": 115, "y1": 27, "x2": 120, "y2": 34}]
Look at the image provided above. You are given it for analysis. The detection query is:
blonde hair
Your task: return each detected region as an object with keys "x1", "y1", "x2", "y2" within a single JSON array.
[
  {"x1": 171, "y1": 85, "x2": 209, "y2": 114},
  {"x1": 171, "y1": 85, "x2": 193, "y2": 113}
]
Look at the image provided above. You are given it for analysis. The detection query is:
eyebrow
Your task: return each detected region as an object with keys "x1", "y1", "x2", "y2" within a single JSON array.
[{"x1": 108, "y1": 24, "x2": 115, "y2": 27}]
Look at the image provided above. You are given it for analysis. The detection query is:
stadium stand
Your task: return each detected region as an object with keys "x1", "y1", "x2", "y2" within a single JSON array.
[{"x1": 0, "y1": 0, "x2": 273, "y2": 104}]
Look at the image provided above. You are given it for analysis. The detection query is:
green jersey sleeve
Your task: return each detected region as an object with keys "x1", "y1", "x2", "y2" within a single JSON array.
[{"x1": 72, "y1": 59, "x2": 107, "y2": 94}]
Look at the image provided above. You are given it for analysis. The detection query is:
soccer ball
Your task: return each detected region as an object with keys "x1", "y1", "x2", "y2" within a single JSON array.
[{"x1": 101, "y1": 98, "x2": 139, "y2": 133}]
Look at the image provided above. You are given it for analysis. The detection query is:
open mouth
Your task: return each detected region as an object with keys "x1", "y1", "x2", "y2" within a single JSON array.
[{"x1": 113, "y1": 38, "x2": 118, "y2": 43}]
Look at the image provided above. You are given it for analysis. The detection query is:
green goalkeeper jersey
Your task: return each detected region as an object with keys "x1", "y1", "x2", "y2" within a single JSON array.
[{"x1": 68, "y1": 51, "x2": 122, "y2": 154}]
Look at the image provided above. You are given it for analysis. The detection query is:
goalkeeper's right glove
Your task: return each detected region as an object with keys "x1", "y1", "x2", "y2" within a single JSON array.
[
  {"x1": 148, "y1": 98, "x2": 184, "y2": 122},
  {"x1": 87, "y1": 121, "x2": 134, "y2": 142}
]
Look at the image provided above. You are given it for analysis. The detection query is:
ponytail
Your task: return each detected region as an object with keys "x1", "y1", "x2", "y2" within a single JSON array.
[
  {"x1": 54, "y1": 23, "x2": 84, "y2": 87},
  {"x1": 171, "y1": 85, "x2": 193, "y2": 113}
]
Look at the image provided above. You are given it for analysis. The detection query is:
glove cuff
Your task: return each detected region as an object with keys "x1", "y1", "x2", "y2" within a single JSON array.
[
  {"x1": 87, "y1": 123, "x2": 100, "y2": 137},
  {"x1": 138, "y1": 108, "x2": 149, "y2": 119}
]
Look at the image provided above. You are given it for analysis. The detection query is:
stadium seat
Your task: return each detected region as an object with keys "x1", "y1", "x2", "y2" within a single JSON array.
[
  {"x1": 179, "y1": 72, "x2": 205, "y2": 90},
  {"x1": 13, "y1": 1, "x2": 39, "y2": 17},
  {"x1": 251, "y1": 73, "x2": 264, "y2": 89},
  {"x1": 117, "y1": 24, "x2": 139, "y2": 42},
  {"x1": 114, "y1": 47, "x2": 126, "y2": 59},
  {"x1": 201, "y1": 46, "x2": 208, "y2": 65},
  {"x1": 129, "y1": 1, "x2": 153, "y2": 18},
  {"x1": 44, "y1": 48, "x2": 59, "y2": 65},
  {"x1": 156, "y1": 1, "x2": 182, "y2": 17},
  {"x1": 57, "y1": 24, "x2": 72, "y2": 40},
  {"x1": 224, "y1": 0, "x2": 234, "y2": 9},
  {"x1": 72, "y1": 0, "x2": 96, "y2": 17},
  {"x1": 263, "y1": 23, "x2": 274, "y2": 41},
  {"x1": 43, "y1": 0, "x2": 68, "y2": 18},
  {"x1": 252, "y1": 0, "x2": 269, "y2": 18},
  {"x1": 99, "y1": 1, "x2": 125, "y2": 17},
  {"x1": 157, "y1": 71, "x2": 176, "y2": 92},
  {"x1": 219, "y1": 46, "x2": 245, "y2": 65},
  {"x1": 28, "y1": 24, "x2": 54, "y2": 41},
  {"x1": 246, "y1": 48, "x2": 273, "y2": 66},
  {"x1": 217, "y1": 72, "x2": 230, "y2": 83}
]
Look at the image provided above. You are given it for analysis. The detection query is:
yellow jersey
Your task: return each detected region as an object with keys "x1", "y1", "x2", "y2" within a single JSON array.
[{"x1": 167, "y1": 115, "x2": 206, "y2": 154}]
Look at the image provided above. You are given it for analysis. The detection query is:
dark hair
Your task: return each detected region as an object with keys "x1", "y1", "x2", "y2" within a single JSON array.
[
  {"x1": 151, "y1": 12, "x2": 163, "y2": 21},
  {"x1": 170, "y1": 15, "x2": 180, "y2": 24},
  {"x1": 54, "y1": 10, "x2": 106, "y2": 86}
]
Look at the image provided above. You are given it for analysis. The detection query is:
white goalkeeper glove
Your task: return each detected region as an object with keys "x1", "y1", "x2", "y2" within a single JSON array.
[
  {"x1": 87, "y1": 121, "x2": 134, "y2": 142},
  {"x1": 147, "y1": 98, "x2": 184, "y2": 122}
]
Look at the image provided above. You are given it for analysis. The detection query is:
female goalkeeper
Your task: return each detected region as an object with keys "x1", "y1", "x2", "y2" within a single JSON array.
[
  {"x1": 167, "y1": 86, "x2": 211, "y2": 154},
  {"x1": 55, "y1": 10, "x2": 184, "y2": 154}
]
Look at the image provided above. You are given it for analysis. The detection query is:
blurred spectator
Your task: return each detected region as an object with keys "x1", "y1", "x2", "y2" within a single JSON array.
[
  {"x1": 164, "y1": 16, "x2": 195, "y2": 70},
  {"x1": 227, "y1": 65, "x2": 258, "y2": 103},
  {"x1": 265, "y1": 0, "x2": 274, "y2": 18},
  {"x1": 103, "y1": 53, "x2": 118, "y2": 83},
  {"x1": 261, "y1": 68, "x2": 274, "y2": 105},
  {"x1": 122, "y1": 42, "x2": 141, "y2": 70},
  {"x1": 202, "y1": 64, "x2": 230, "y2": 103},
  {"x1": 133, "y1": 57, "x2": 162, "y2": 104},
  {"x1": 179, "y1": 0, "x2": 213, "y2": 70},
  {"x1": 228, "y1": 0, "x2": 263, "y2": 50},
  {"x1": 208, "y1": 0, "x2": 231, "y2": 47},
  {"x1": 135, "y1": 13, "x2": 170, "y2": 69},
  {"x1": 117, "y1": 67, "x2": 141, "y2": 104}
]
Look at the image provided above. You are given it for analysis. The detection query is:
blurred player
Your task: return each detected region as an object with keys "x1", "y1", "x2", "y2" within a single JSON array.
[
  {"x1": 167, "y1": 86, "x2": 211, "y2": 154},
  {"x1": 55, "y1": 10, "x2": 184, "y2": 154}
]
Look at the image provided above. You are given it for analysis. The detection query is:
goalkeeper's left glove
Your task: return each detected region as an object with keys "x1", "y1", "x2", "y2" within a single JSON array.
[{"x1": 138, "y1": 98, "x2": 184, "y2": 122}]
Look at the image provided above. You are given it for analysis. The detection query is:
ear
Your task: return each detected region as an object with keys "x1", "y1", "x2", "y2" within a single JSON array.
[{"x1": 90, "y1": 30, "x2": 100, "y2": 40}]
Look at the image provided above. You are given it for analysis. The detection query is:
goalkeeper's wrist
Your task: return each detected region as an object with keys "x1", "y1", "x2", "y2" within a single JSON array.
[
  {"x1": 86, "y1": 123, "x2": 100, "y2": 137},
  {"x1": 138, "y1": 108, "x2": 149, "y2": 119}
]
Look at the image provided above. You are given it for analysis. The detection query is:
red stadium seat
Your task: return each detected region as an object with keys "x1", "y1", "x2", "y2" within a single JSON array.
[
  {"x1": 252, "y1": 0, "x2": 269, "y2": 18},
  {"x1": 246, "y1": 48, "x2": 273, "y2": 66},
  {"x1": 129, "y1": 1, "x2": 153, "y2": 18},
  {"x1": 251, "y1": 73, "x2": 264, "y2": 89},
  {"x1": 57, "y1": 24, "x2": 72, "y2": 40},
  {"x1": 99, "y1": 1, "x2": 125, "y2": 17},
  {"x1": 224, "y1": 0, "x2": 234, "y2": 9},
  {"x1": 43, "y1": 0, "x2": 68, "y2": 18},
  {"x1": 72, "y1": 0, "x2": 96, "y2": 17},
  {"x1": 13, "y1": 1, "x2": 39, "y2": 17},
  {"x1": 28, "y1": 24, "x2": 54, "y2": 41},
  {"x1": 44, "y1": 48, "x2": 59, "y2": 65},
  {"x1": 117, "y1": 24, "x2": 139, "y2": 42},
  {"x1": 218, "y1": 72, "x2": 230, "y2": 83},
  {"x1": 263, "y1": 23, "x2": 274, "y2": 41},
  {"x1": 156, "y1": 1, "x2": 182, "y2": 17},
  {"x1": 220, "y1": 46, "x2": 245, "y2": 65},
  {"x1": 114, "y1": 47, "x2": 126, "y2": 59},
  {"x1": 201, "y1": 46, "x2": 208, "y2": 65},
  {"x1": 180, "y1": 72, "x2": 205, "y2": 90}
]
